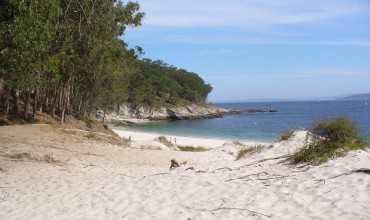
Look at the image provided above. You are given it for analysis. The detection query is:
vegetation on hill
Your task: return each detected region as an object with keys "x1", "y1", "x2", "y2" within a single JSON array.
[
  {"x1": 291, "y1": 118, "x2": 368, "y2": 165},
  {"x1": 126, "y1": 59, "x2": 212, "y2": 108},
  {"x1": 0, "y1": 0, "x2": 212, "y2": 123}
]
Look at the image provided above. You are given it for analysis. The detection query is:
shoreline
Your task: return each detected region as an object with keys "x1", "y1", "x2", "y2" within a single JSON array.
[{"x1": 112, "y1": 127, "x2": 271, "y2": 148}]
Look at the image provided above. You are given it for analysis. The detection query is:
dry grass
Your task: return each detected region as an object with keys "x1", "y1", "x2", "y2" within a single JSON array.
[
  {"x1": 157, "y1": 136, "x2": 174, "y2": 147},
  {"x1": 59, "y1": 128, "x2": 127, "y2": 146},
  {"x1": 278, "y1": 129, "x2": 296, "y2": 141},
  {"x1": 236, "y1": 145, "x2": 265, "y2": 161},
  {"x1": 231, "y1": 140, "x2": 245, "y2": 146},
  {"x1": 43, "y1": 153, "x2": 59, "y2": 163},
  {"x1": 7, "y1": 152, "x2": 34, "y2": 160},
  {"x1": 4, "y1": 152, "x2": 60, "y2": 164},
  {"x1": 0, "y1": 117, "x2": 10, "y2": 126},
  {"x1": 85, "y1": 133, "x2": 97, "y2": 139},
  {"x1": 178, "y1": 146, "x2": 209, "y2": 152}
]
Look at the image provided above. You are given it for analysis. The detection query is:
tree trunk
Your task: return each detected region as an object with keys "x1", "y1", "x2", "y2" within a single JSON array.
[
  {"x1": 41, "y1": 94, "x2": 48, "y2": 113},
  {"x1": 5, "y1": 100, "x2": 10, "y2": 116},
  {"x1": 61, "y1": 106, "x2": 66, "y2": 123},
  {"x1": 33, "y1": 90, "x2": 38, "y2": 119},
  {"x1": 103, "y1": 109, "x2": 106, "y2": 123},
  {"x1": 11, "y1": 89, "x2": 19, "y2": 116},
  {"x1": 51, "y1": 90, "x2": 59, "y2": 117},
  {"x1": 24, "y1": 91, "x2": 31, "y2": 120}
]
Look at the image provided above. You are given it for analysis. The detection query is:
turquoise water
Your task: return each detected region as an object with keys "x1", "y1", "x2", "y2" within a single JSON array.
[{"x1": 124, "y1": 100, "x2": 370, "y2": 142}]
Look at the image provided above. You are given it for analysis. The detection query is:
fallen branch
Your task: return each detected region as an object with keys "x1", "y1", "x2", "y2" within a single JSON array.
[
  {"x1": 195, "y1": 170, "x2": 207, "y2": 173},
  {"x1": 209, "y1": 155, "x2": 291, "y2": 173},
  {"x1": 211, "y1": 167, "x2": 233, "y2": 173},
  {"x1": 83, "y1": 164, "x2": 97, "y2": 168},
  {"x1": 149, "y1": 172, "x2": 170, "y2": 177},
  {"x1": 255, "y1": 175, "x2": 289, "y2": 181},
  {"x1": 137, "y1": 172, "x2": 171, "y2": 182},
  {"x1": 316, "y1": 168, "x2": 370, "y2": 183},
  {"x1": 235, "y1": 155, "x2": 291, "y2": 170},
  {"x1": 328, "y1": 168, "x2": 370, "y2": 180},
  {"x1": 117, "y1": 173, "x2": 136, "y2": 178},
  {"x1": 184, "y1": 205, "x2": 271, "y2": 218},
  {"x1": 225, "y1": 172, "x2": 269, "y2": 182}
]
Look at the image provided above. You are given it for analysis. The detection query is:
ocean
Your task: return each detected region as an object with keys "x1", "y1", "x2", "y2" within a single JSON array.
[{"x1": 124, "y1": 100, "x2": 370, "y2": 142}]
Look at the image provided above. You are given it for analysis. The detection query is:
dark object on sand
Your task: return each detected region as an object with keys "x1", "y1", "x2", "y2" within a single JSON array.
[{"x1": 170, "y1": 159, "x2": 180, "y2": 170}]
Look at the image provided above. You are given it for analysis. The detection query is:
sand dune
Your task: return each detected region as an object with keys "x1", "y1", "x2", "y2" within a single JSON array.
[{"x1": 0, "y1": 124, "x2": 369, "y2": 220}]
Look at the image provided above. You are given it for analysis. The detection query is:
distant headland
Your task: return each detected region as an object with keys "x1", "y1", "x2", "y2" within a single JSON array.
[{"x1": 337, "y1": 93, "x2": 370, "y2": 101}]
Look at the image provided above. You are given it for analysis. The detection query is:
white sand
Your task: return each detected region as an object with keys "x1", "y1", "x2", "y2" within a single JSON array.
[
  {"x1": 1, "y1": 125, "x2": 370, "y2": 220},
  {"x1": 112, "y1": 127, "x2": 270, "y2": 149}
]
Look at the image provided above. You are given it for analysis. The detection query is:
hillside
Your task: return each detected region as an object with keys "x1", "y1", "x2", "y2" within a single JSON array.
[{"x1": 338, "y1": 93, "x2": 370, "y2": 101}]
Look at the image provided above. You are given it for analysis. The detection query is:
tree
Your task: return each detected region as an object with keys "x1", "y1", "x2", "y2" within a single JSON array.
[{"x1": 0, "y1": 0, "x2": 213, "y2": 122}]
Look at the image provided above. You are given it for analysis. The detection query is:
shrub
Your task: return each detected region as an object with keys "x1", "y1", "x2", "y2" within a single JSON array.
[
  {"x1": 85, "y1": 133, "x2": 96, "y2": 139},
  {"x1": 157, "y1": 136, "x2": 174, "y2": 147},
  {"x1": 292, "y1": 118, "x2": 368, "y2": 165},
  {"x1": 278, "y1": 129, "x2": 296, "y2": 141},
  {"x1": 311, "y1": 118, "x2": 361, "y2": 144},
  {"x1": 43, "y1": 153, "x2": 58, "y2": 163},
  {"x1": 79, "y1": 116, "x2": 94, "y2": 129}
]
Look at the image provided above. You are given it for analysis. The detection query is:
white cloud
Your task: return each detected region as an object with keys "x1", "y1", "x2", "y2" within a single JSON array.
[{"x1": 136, "y1": 0, "x2": 368, "y2": 28}]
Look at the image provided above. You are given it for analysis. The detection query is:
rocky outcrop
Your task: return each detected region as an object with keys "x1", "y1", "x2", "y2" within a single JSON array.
[
  {"x1": 101, "y1": 104, "x2": 229, "y2": 123},
  {"x1": 99, "y1": 104, "x2": 279, "y2": 124}
]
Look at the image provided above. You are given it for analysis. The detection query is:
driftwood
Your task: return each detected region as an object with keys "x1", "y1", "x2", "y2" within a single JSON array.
[
  {"x1": 210, "y1": 155, "x2": 291, "y2": 173},
  {"x1": 226, "y1": 172, "x2": 290, "y2": 183},
  {"x1": 211, "y1": 167, "x2": 233, "y2": 173},
  {"x1": 234, "y1": 155, "x2": 291, "y2": 170},
  {"x1": 137, "y1": 172, "x2": 171, "y2": 182},
  {"x1": 184, "y1": 205, "x2": 271, "y2": 218},
  {"x1": 225, "y1": 172, "x2": 269, "y2": 182},
  {"x1": 325, "y1": 168, "x2": 370, "y2": 181},
  {"x1": 255, "y1": 176, "x2": 289, "y2": 181}
]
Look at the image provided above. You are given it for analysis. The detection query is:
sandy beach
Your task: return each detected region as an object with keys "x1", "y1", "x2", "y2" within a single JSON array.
[
  {"x1": 1, "y1": 124, "x2": 370, "y2": 220},
  {"x1": 112, "y1": 127, "x2": 270, "y2": 149}
]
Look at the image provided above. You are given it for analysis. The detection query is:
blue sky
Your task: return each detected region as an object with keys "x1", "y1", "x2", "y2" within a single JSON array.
[{"x1": 124, "y1": 0, "x2": 370, "y2": 102}]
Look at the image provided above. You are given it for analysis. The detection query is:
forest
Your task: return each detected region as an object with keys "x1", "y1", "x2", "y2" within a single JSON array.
[{"x1": 0, "y1": 0, "x2": 212, "y2": 122}]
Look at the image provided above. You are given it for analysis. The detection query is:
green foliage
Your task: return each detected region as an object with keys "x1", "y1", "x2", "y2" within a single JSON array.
[
  {"x1": 79, "y1": 116, "x2": 94, "y2": 129},
  {"x1": 0, "y1": 0, "x2": 211, "y2": 121},
  {"x1": 292, "y1": 118, "x2": 368, "y2": 165},
  {"x1": 311, "y1": 118, "x2": 363, "y2": 144},
  {"x1": 126, "y1": 59, "x2": 212, "y2": 108}
]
